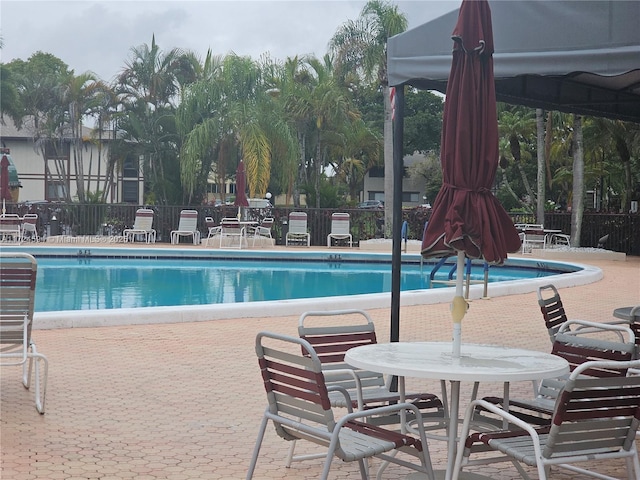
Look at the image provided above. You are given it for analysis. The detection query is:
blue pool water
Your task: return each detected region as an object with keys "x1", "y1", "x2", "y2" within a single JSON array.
[{"x1": 29, "y1": 252, "x2": 574, "y2": 313}]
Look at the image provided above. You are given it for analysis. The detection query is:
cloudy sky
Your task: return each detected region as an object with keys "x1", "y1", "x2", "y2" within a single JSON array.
[{"x1": 1, "y1": 0, "x2": 459, "y2": 82}]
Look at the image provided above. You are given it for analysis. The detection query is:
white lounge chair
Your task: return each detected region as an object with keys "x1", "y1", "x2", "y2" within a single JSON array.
[
  {"x1": 170, "y1": 210, "x2": 200, "y2": 245},
  {"x1": 0, "y1": 252, "x2": 48, "y2": 414},
  {"x1": 123, "y1": 208, "x2": 156, "y2": 243},
  {"x1": 327, "y1": 212, "x2": 352, "y2": 247},
  {"x1": 285, "y1": 211, "x2": 310, "y2": 247}
]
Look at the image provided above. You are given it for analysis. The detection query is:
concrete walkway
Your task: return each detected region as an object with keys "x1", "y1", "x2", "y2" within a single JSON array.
[{"x1": 1, "y1": 251, "x2": 639, "y2": 479}]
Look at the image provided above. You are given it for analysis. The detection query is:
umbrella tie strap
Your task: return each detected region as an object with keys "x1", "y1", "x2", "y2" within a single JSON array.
[{"x1": 443, "y1": 183, "x2": 491, "y2": 193}]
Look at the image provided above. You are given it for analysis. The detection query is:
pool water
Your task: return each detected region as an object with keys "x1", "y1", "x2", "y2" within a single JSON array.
[{"x1": 34, "y1": 257, "x2": 562, "y2": 313}]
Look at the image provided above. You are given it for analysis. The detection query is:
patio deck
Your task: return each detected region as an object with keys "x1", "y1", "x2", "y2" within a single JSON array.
[{"x1": 1, "y1": 247, "x2": 639, "y2": 480}]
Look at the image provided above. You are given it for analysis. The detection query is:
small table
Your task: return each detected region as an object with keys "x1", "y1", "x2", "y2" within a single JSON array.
[
  {"x1": 613, "y1": 306, "x2": 639, "y2": 322},
  {"x1": 345, "y1": 342, "x2": 569, "y2": 480}
]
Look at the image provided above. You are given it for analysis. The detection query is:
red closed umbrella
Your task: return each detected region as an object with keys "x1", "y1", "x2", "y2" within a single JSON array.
[
  {"x1": 1, "y1": 155, "x2": 12, "y2": 203},
  {"x1": 421, "y1": 0, "x2": 521, "y2": 356}
]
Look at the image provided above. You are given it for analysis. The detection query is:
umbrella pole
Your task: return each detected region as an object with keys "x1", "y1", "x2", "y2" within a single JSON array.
[{"x1": 452, "y1": 251, "x2": 467, "y2": 357}]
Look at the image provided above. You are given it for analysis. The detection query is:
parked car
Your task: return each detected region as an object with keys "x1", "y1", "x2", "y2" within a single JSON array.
[{"x1": 357, "y1": 200, "x2": 384, "y2": 210}]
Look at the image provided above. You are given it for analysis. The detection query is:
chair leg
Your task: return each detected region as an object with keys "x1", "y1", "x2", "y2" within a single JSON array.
[
  {"x1": 246, "y1": 414, "x2": 269, "y2": 480},
  {"x1": 23, "y1": 342, "x2": 48, "y2": 414},
  {"x1": 284, "y1": 439, "x2": 297, "y2": 467}
]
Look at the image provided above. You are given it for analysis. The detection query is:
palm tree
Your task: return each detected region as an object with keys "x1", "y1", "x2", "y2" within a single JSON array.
[
  {"x1": 498, "y1": 105, "x2": 537, "y2": 209},
  {"x1": 177, "y1": 54, "x2": 297, "y2": 204},
  {"x1": 300, "y1": 55, "x2": 357, "y2": 208},
  {"x1": 330, "y1": 0, "x2": 407, "y2": 234},
  {"x1": 571, "y1": 115, "x2": 584, "y2": 246},
  {"x1": 329, "y1": 117, "x2": 381, "y2": 201},
  {"x1": 57, "y1": 72, "x2": 111, "y2": 203},
  {"x1": 116, "y1": 35, "x2": 199, "y2": 204}
]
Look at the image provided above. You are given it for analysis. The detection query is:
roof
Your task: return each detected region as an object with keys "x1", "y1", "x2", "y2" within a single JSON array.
[
  {"x1": 388, "y1": 0, "x2": 640, "y2": 122},
  {"x1": 0, "y1": 116, "x2": 105, "y2": 140}
]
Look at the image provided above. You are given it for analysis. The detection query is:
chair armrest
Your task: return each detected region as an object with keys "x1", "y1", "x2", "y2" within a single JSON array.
[
  {"x1": 466, "y1": 399, "x2": 541, "y2": 439},
  {"x1": 324, "y1": 368, "x2": 364, "y2": 410},
  {"x1": 559, "y1": 319, "x2": 635, "y2": 344},
  {"x1": 326, "y1": 385, "x2": 354, "y2": 413}
]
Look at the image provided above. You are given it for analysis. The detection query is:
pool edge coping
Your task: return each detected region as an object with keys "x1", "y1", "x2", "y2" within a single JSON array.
[{"x1": 28, "y1": 251, "x2": 602, "y2": 330}]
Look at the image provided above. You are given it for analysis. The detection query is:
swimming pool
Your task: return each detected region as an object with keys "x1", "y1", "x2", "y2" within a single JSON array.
[{"x1": 1, "y1": 246, "x2": 602, "y2": 329}]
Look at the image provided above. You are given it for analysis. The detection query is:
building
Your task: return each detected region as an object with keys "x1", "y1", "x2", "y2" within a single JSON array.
[
  {"x1": 362, "y1": 152, "x2": 430, "y2": 207},
  {"x1": 0, "y1": 117, "x2": 144, "y2": 204}
]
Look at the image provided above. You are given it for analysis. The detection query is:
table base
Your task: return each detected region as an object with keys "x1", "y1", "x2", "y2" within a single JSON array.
[{"x1": 406, "y1": 470, "x2": 492, "y2": 480}]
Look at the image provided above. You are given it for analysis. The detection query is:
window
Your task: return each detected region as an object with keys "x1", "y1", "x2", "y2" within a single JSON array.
[
  {"x1": 369, "y1": 166, "x2": 384, "y2": 178},
  {"x1": 403, "y1": 192, "x2": 420, "y2": 203},
  {"x1": 46, "y1": 181, "x2": 66, "y2": 201},
  {"x1": 44, "y1": 143, "x2": 70, "y2": 201},
  {"x1": 122, "y1": 180, "x2": 139, "y2": 203},
  {"x1": 123, "y1": 153, "x2": 139, "y2": 178}
]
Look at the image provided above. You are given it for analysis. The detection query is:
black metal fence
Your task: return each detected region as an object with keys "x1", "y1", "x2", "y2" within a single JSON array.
[{"x1": 6, "y1": 202, "x2": 639, "y2": 255}]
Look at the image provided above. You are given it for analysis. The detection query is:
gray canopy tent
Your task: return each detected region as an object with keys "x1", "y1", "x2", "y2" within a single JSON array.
[{"x1": 386, "y1": 0, "x2": 640, "y2": 342}]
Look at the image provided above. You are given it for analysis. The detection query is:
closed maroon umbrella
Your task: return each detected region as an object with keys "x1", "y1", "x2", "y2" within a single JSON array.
[
  {"x1": 1, "y1": 154, "x2": 13, "y2": 203},
  {"x1": 234, "y1": 160, "x2": 249, "y2": 217},
  {"x1": 421, "y1": 0, "x2": 521, "y2": 356}
]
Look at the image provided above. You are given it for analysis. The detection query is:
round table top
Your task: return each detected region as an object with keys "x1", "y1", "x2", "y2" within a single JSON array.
[
  {"x1": 345, "y1": 342, "x2": 569, "y2": 382},
  {"x1": 613, "y1": 306, "x2": 639, "y2": 321}
]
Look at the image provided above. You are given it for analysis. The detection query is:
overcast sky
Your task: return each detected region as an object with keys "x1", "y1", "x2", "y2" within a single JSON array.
[{"x1": 1, "y1": 0, "x2": 459, "y2": 83}]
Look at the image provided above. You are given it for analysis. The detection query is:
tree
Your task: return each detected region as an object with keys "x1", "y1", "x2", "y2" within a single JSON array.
[
  {"x1": 7, "y1": 52, "x2": 74, "y2": 200},
  {"x1": 403, "y1": 89, "x2": 443, "y2": 156},
  {"x1": 116, "y1": 35, "x2": 199, "y2": 204},
  {"x1": 57, "y1": 72, "x2": 111, "y2": 202},
  {"x1": 177, "y1": 53, "x2": 297, "y2": 204},
  {"x1": 0, "y1": 62, "x2": 22, "y2": 126},
  {"x1": 571, "y1": 116, "x2": 584, "y2": 246},
  {"x1": 330, "y1": 0, "x2": 407, "y2": 235},
  {"x1": 536, "y1": 109, "x2": 546, "y2": 224},
  {"x1": 498, "y1": 105, "x2": 537, "y2": 209}
]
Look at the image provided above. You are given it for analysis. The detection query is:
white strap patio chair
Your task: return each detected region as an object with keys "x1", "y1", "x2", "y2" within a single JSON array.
[
  {"x1": 251, "y1": 217, "x2": 274, "y2": 247},
  {"x1": 21, "y1": 214, "x2": 39, "y2": 242},
  {"x1": 285, "y1": 211, "x2": 310, "y2": 247},
  {"x1": 327, "y1": 212, "x2": 352, "y2": 247},
  {"x1": 0, "y1": 252, "x2": 48, "y2": 414},
  {"x1": 170, "y1": 209, "x2": 200, "y2": 245},
  {"x1": 123, "y1": 208, "x2": 156, "y2": 243}
]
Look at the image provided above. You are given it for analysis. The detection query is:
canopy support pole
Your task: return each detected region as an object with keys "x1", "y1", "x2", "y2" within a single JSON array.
[{"x1": 391, "y1": 86, "x2": 405, "y2": 345}]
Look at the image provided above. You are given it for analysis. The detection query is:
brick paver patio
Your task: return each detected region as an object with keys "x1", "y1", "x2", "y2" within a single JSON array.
[{"x1": 1, "y1": 249, "x2": 639, "y2": 479}]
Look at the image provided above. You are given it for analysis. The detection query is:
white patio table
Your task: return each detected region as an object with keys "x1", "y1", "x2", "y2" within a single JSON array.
[{"x1": 345, "y1": 342, "x2": 569, "y2": 480}]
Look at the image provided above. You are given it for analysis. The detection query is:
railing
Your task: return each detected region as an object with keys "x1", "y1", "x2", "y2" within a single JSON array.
[{"x1": 4, "y1": 203, "x2": 639, "y2": 255}]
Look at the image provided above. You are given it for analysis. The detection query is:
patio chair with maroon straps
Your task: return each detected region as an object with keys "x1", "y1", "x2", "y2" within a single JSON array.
[
  {"x1": 247, "y1": 331, "x2": 436, "y2": 480},
  {"x1": 0, "y1": 252, "x2": 48, "y2": 413},
  {"x1": 474, "y1": 319, "x2": 636, "y2": 429},
  {"x1": 285, "y1": 309, "x2": 445, "y2": 466},
  {"x1": 453, "y1": 358, "x2": 640, "y2": 480},
  {"x1": 537, "y1": 284, "x2": 590, "y2": 343}
]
